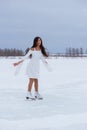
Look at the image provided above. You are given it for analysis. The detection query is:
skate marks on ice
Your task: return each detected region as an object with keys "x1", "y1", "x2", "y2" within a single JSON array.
[
  {"x1": 0, "y1": 88, "x2": 63, "y2": 120},
  {"x1": 53, "y1": 79, "x2": 87, "y2": 115},
  {"x1": 27, "y1": 128, "x2": 57, "y2": 130},
  {"x1": 62, "y1": 123, "x2": 87, "y2": 130},
  {"x1": 53, "y1": 78, "x2": 87, "y2": 89}
]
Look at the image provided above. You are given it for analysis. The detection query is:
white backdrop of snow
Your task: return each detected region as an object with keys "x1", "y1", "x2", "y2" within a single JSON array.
[{"x1": 0, "y1": 57, "x2": 87, "y2": 130}]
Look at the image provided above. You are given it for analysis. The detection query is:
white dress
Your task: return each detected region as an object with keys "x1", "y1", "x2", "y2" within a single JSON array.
[{"x1": 22, "y1": 49, "x2": 46, "y2": 79}]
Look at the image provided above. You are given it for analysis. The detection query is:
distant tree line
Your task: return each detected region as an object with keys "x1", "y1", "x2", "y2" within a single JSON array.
[
  {"x1": 65, "y1": 48, "x2": 86, "y2": 57},
  {"x1": 50, "y1": 48, "x2": 87, "y2": 58},
  {"x1": 0, "y1": 47, "x2": 87, "y2": 57},
  {"x1": 0, "y1": 48, "x2": 24, "y2": 56}
]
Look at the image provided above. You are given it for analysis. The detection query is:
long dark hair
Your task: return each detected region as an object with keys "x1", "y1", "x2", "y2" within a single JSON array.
[{"x1": 31, "y1": 36, "x2": 48, "y2": 57}]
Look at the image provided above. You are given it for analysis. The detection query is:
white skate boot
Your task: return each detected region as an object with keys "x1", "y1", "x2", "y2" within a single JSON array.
[
  {"x1": 26, "y1": 92, "x2": 35, "y2": 100},
  {"x1": 34, "y1": 92, "x2": 43, "y2": 100}
]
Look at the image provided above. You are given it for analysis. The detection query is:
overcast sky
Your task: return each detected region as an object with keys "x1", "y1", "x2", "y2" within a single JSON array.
[{"x1": 0, "y1": 0, "x2": 87, "y2": 53}]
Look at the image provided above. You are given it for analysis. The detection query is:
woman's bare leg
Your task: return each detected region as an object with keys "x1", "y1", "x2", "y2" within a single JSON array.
[
  {"x1": 26, "y1": 78, "x2": 35, "y2": 99},
  {"x1": 34, "y1": 79, "x2": 38, "y2": 92},
  {"x1": 34, "y1": 79, "x2": 43, "y2": 99},
  {"x1": 28, "y1": 78, "x2": 34, "y2": 92}
]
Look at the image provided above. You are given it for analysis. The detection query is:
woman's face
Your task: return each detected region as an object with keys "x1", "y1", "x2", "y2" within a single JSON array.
[{"x1": 36, "y1": 38, "x2": 42, "y2": 46}]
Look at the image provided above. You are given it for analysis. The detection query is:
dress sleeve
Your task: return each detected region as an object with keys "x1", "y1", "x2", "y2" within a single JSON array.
[
  {"x1": 40, "y1": 53, "x2": 47, "y2": 63},
  {"x1": 41, "y1": 54, "x2": 52, "y2": 72},
  {"x1": 22, "y1": 50, "x2": 32, "y2": 60}
]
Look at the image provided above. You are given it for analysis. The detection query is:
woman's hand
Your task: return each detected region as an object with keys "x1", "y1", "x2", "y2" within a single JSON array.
[
  {"x1": 45, "y1": 61, "x2": 48, "y2": 64},
  {"x1": 13, "y1": 62, "x2": 19, "y2": 66},
  {"x1": 13, "y1": 60, "x2": 24, "y2": 67}
]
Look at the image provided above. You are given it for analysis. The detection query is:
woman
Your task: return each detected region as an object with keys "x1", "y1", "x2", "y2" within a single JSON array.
[{"x1": 13, "y1": 36, "x2": 48, "y2": 100}]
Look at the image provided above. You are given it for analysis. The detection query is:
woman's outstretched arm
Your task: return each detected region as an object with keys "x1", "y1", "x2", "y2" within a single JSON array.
[
  {"x1": 13, "y1": 60, "x2": 24, "y2": 66},
  {"x1": 13, "y1": 49, "x2": 32, "y2": 67}
]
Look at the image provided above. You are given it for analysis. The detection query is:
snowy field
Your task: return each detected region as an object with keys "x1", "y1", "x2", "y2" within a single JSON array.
[{"x1": 0, "y1": 57, "x2": 87, "y2": 130}]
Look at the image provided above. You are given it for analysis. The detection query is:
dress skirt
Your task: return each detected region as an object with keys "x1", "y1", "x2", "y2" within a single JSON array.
[{"x1": 26, "y1": 59, "x2": 40, "y2": 79}]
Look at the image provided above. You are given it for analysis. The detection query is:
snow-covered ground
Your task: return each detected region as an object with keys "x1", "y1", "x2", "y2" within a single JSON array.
[{"x1": 0, "y1": 57, "x2": 87, "y2": 130}]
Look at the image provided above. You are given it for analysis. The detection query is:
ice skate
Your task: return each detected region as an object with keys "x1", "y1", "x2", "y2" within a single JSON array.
[
  {"x1": 34, "y1": 92, "x2": 43, "y2": 100},
  {"x1": 26, "y1": 92, "x2": 35, "y2": 100}
]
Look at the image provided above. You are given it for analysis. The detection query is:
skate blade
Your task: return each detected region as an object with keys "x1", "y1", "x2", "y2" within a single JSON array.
[
  {"x1": 35, "y1": 96, "x2": 43, "y2": 100},
  {"x1": 26, "y1": 97, "x2": 36, "y2": 101}
]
